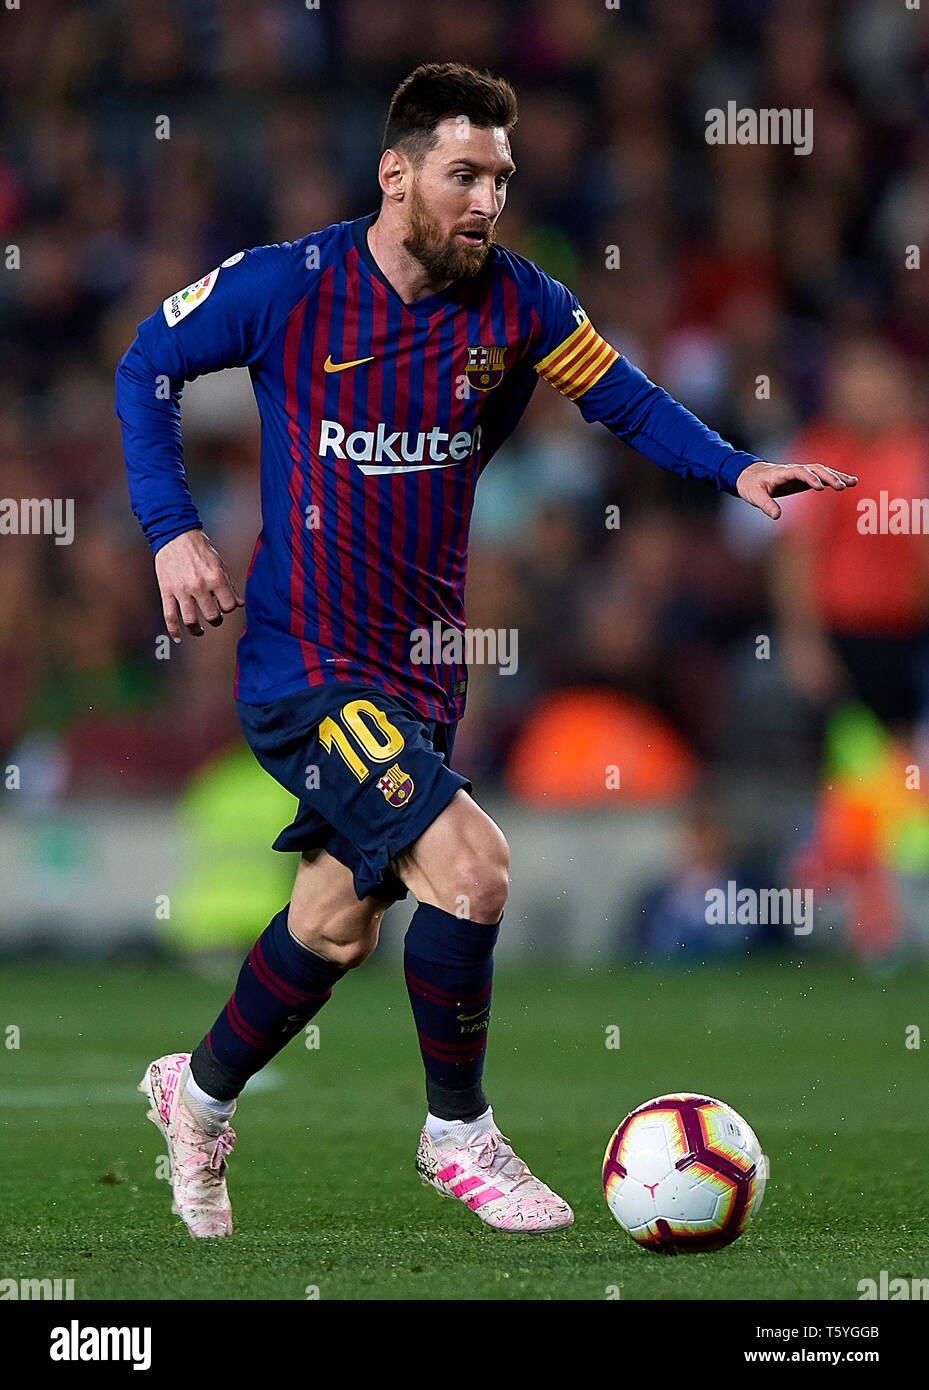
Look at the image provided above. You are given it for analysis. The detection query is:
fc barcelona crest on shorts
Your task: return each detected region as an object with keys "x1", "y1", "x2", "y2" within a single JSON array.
[
  {"x1": 465, "y1": 344, "x2": 506, "y2": 391},
  {"x1": 377, "y1": 763, "x2": 414, "y2": 807}
]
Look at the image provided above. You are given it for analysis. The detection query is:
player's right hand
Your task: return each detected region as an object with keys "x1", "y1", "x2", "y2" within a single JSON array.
[{"x1": 154, "y1": 529, "x2": 245, "y2": 642}]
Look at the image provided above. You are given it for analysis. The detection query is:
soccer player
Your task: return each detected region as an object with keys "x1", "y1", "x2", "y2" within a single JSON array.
[{"x1": 116, "y1": 62, "x2": 855, "y2": 1238}]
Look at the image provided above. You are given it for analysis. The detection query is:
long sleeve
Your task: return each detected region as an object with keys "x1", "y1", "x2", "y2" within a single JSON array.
[
  {"x1": 115, "y1": 333, "x2": 203, "y2": 553},
  {"x1": 115, "y1": 241, "x2": 310, "y2": 554},
  {"x1": 576, "y1": 354, "x2": 760, "y2": 495},
  {"x1": 527, "y1": 263, "x2": 759, "y2": 496}
]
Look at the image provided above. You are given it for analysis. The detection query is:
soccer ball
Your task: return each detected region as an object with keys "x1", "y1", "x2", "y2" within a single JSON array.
[{"x1": 602, "y1": 1092, "x2": 766, "y2": 1253}]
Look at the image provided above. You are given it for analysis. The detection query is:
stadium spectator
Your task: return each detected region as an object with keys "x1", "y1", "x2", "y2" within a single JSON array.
[{"x1": 0, "y1": 0, "x2": 924, "y2": 820}]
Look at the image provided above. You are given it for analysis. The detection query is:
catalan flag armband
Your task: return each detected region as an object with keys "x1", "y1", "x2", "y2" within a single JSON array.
[{"x1": 534, "y1": 316, "x2": 619, "y2": 400}]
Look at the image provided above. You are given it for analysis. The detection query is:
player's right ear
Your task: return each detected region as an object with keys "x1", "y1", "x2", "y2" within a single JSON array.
[{"x1": 377, "y1": 148, "x2": 407, "y2": 202}]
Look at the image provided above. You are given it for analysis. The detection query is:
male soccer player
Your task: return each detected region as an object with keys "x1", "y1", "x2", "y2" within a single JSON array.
[{"x1": 116, "y1": 62, "x2": 855, "y2": 1238}]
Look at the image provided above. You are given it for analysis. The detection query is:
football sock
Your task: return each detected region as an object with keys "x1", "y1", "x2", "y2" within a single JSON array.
[
  {"x1": 426, "y1": 1105, "x2": 494, "y2": 1144},
  {"x1": 189, "y1": 905, "x2": 347, "y2": 1102},
  {"x1": 181, "y1": 1065, "x2": 236, "y2": 1135},
  {"x1": 404, "y1": 902, "x2": 500, "y2": 1122}
]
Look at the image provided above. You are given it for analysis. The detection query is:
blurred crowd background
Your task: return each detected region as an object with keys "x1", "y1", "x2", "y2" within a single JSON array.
[{"x1": 2, "y1": 0, "x2": 929, "y2": 955}]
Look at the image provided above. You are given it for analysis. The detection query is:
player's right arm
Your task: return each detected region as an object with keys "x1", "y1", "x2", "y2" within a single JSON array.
[
  {"x1": 114, "y1": 243, "x2": 307, "y2": 641},
  {"x1": 151, "y1": 528, "x2": 242, "y2": 643}
]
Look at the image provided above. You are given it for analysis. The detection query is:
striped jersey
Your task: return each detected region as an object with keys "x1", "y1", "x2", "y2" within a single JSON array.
[{"x1": 116, "y1": 212, "x2": 760, "y2": 722}]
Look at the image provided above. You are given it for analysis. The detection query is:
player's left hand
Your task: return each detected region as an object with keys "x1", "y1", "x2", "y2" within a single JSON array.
[{"x1": 736, "y1": 460, "x2": 858, "y2": 520}]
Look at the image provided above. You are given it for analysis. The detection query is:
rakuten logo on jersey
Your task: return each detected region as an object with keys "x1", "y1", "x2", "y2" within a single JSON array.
[{"x1": 318, "y1": 419, "x2": 482, "y2": 475}]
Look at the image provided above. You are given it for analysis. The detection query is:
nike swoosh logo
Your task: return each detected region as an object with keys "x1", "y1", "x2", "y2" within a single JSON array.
[
  {"x1": 457, "y1": 1008, "x2": 490, "y2": 1022},
  {"x1": 324, "y1": 353, "x2": 375, "y2": 373}
]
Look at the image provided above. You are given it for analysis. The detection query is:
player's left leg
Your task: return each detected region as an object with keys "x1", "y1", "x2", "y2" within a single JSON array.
[
  {"x1": 392, "y1": 790, "x2": 574, "y2": 1233},
  {"x1": 391, "y1": 787, "x2": 507, "y2": 1125}
]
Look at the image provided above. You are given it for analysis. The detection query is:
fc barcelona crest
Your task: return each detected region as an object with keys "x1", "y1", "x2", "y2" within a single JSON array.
[
  {"x1": 377, "y1": 763, "x2": 414, "y2": 808},
  {"x1": 465, "y1": 344, "x2": 506, "y2": 391}
]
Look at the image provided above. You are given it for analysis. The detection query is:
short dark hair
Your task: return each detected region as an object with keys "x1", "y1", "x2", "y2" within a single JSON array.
[{"x1": 382, "y1": 62, "x2": 518, "y2": 165}]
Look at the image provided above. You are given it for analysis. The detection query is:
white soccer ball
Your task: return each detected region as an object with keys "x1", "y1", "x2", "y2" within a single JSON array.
[{"x1": 602, "y1": 1092, "x2": 766, "y2": 1252}]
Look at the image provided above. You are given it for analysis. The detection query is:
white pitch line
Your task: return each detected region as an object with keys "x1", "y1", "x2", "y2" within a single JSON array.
[{"x1": 0, "y1": 1070, "x2": 281, "y2": 1107}]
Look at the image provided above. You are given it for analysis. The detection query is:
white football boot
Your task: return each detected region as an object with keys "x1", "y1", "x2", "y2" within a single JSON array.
[
  {"x1": 416, "y1": 1114, "x2": 574, "y2": 1233},
  {"x1": 138, "y1": 1052, "x2": 236, "y2": 1238}
]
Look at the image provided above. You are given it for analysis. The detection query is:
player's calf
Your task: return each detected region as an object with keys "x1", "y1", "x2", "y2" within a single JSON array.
[
  {"x1": 186, "y1": 851, "x2": 385, "y2": 1107},
  {"x1": 186, "y1": 902, "x2": 349, "y2": 1108},
  {"x1": 394, "y1": 795, "x2": 510, "y2": 1135}
]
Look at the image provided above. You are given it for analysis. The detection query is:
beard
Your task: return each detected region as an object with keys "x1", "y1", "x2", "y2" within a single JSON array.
[{"x1": 402, "y1": 180, "x2": 496, "y2": 284}]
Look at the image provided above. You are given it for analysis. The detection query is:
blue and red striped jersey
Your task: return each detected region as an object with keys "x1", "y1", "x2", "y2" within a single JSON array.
[{"x1": 116, "y1": 213, "x2": 760, "y2": 722}]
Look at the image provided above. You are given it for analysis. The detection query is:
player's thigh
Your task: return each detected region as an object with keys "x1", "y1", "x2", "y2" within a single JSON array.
[
  {"x1": 289, "y1": 848, "x2": 388, "y2": 968},
  {"x1": 391, "y1": 788, "x2": 510, "y2": 924}
]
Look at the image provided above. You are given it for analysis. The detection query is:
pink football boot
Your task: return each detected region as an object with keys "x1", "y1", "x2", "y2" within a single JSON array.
[
  {"x1": 138, "y1": 1053, "x2": 236, "y2": 1238},
  {"x1": 416, "y1": 1113, "x2": 574, "y2": 1233}
]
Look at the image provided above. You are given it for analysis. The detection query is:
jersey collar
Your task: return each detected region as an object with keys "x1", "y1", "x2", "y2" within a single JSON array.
[{"x1": 352, "y1": 212, "x2": 474, "y2": 316}]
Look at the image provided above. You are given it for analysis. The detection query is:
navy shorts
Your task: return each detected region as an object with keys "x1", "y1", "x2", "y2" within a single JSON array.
[{"x1": 235, "y1": 683, "x2": 471, "y2": 903}]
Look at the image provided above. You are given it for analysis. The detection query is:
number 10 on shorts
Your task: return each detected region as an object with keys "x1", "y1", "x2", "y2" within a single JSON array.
[{"x1": 318, "y1": 698, "x2": 406, "y2": 783}]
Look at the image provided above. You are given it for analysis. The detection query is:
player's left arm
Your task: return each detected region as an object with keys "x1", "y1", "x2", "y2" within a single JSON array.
[{"x1": 529, "y1": 274, "x2": 856, "y2": 516}]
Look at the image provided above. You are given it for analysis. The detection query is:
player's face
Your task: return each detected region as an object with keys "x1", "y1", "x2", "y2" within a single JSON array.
[{"x1": 403, "y1": 119, "x2": 515, "y2": 283}]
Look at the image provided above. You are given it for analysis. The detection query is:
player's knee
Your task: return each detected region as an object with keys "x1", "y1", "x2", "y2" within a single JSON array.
[
  {"x1": 287, "y1": 901, "x2": 382, "y2": 970},
  {"x1": 454, "y1": 841, "x2": 510, "y2": 924},
  {"x1": 328, "y1": 934, "x2": 377, "y2": 970},
  {"x1": 398, "y1": 798, "x2": 510, "y2": 923},
  {"x1": 296, "y1": 926, "x2": 378, "y2": 970}
]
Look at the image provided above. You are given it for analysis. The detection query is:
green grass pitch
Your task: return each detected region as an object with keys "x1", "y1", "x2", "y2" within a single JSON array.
[{"x1": 0, "y1": 955, "x2": 927, "y2": 1300}]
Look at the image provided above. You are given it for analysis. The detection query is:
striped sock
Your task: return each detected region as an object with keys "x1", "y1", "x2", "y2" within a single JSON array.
[
  {"x1": 189, "y1": 905, "x2": 346, "y2": 1101},
  {"x1": 404, "y1": 902, "x2": 500, "y2": 1122}
]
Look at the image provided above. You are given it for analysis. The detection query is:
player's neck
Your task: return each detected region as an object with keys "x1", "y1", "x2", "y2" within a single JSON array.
[{"x1": 366, "y1": 214, "x2": 453, "y2": 305}]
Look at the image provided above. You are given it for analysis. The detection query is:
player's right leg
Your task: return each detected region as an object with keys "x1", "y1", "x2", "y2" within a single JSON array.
[{"x1": 139, "y1": 850, "x2": 385, "y2": 1238}]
